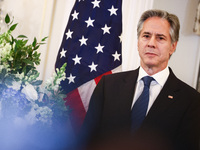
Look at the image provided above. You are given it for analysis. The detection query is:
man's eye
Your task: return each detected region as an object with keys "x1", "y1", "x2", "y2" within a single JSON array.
[
  {"x1": 157, "y1": 36, "x2": 165, "y2": 41},
  {"x1": 143, "y1": 35, "x2": 150, "y2": 38}
]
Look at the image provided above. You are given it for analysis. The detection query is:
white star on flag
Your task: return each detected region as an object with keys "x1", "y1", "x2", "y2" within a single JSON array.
[
  {"x1": 108, "y1": 5, "x2": 118, "y2": 16},
  {"x1": 88, "y1": 62, "x2": 98, "y2": 72},
  {"x1": 71, "y1": 10, "x2": 79, "y2": 20},
  {"x1": 79, "y1": 36, "x2": 88, "y2": 46},
  {"x1": 66, "y1": 29, "x2": 73, "y2": 39},
  {"x1": 112, "y1": 51, "x2": 121, "y2": 61},
  {"x1": 119, "y1": 34, "x2": 123, "y2": 43},
  {"x1": 91, "y1": 0, "x2": 101, "y2": 8},
  {"x1": 95, "y1": 43, "x2": 104, "y2": 53},
  {"x1": 101, "y1": 24, "x2": 111, "y2": 34},
  {"x1": 72, "y1": 55, "x2": 82, "y2": 65},
  {"x1": 85, "y1": 17, "x2": 95, "y2": 27},
  {"x1": 67, "y1": 74, "x2": 76, "y2": 84},
  {"x1": 60, "y1": 48, "x2": 67, "y2": 58}
]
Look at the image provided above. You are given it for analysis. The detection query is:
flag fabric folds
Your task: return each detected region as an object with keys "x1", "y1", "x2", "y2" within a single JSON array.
[{"x1": 55, "y1": 0, "x2": 122, "y2": 132}]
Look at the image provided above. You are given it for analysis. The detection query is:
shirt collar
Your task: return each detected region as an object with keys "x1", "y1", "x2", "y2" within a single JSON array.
[{"x1": 138, "y1": 66, "x2": 170, "y2": 87}]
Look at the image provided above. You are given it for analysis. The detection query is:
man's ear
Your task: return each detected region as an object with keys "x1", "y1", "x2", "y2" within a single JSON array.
[{"x1": 170, "y1": 41, "x2": 177, "y2": 55}]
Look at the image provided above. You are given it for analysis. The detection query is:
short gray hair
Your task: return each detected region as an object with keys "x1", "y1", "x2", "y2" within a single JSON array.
[{"x1": 137, "y1": 9, "x2": 180, "y2": 44}]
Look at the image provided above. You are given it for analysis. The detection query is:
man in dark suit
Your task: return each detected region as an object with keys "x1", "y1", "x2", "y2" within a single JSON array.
[{"x1": 78, "y1": 9, "x2": 200, "y2": 150}]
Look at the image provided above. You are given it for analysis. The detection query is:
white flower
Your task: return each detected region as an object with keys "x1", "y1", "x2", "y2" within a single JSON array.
[
  {"x1": 53, "y1": 85, "x2": 59, "y2": 91},
  {"x1": 25, "y1": 104, "x2": 53, "y2": 125},
  {"x1": 45, "y1": 77, "x2": 53, "y2": 86},
  {"x1": 44, "y1": 67, "x2": 66, "y2": 92},
  {"x1": 21, "y1": 83, "x2": 38, "y2": 101},
  {"x1": 0, "y1": 43, "x2": 11, "y2": 58},
  {"x1": 7, "y1": 80, "x2": 21, "y2": 91},
  {"x1": 0, "y1": 64, "x2": 10, "y2": 72},
  {"x1": 37, "y1": 106, "x2": 53, "y2": 123},
  {"x1": 15, "y1": 72, "x2": 25, "y2": 80},
  {"x1": 3, "y1": 43, "x2": 11, "y2": 51}
]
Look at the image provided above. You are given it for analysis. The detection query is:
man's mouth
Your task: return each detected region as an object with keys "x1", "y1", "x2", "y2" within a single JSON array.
[{"x1": 145, "y1": 52, "x2": 157, "y2": 57}]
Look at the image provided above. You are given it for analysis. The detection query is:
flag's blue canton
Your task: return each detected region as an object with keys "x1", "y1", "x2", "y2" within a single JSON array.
[{"x1": 55, "y1": 0, "x2": 122, "y2": 94}]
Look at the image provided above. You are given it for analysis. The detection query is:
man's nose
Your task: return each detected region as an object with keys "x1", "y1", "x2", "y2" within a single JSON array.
[{"x1": 147, "y1": 36, "x2": 156, "y2": 48}]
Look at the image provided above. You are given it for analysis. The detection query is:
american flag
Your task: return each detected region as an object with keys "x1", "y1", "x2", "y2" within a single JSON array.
[{"x1": 55, "y1": 0, "x2": 122, "y2": 132}]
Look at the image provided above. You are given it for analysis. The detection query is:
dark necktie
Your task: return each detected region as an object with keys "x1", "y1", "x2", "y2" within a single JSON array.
[{"x1": 131, "y1": 76, "x2": 154, "y2": 132}]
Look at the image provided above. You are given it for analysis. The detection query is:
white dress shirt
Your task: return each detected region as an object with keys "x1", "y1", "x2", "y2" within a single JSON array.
[{"x1": 131, "y1": 67, "x2": 170, "y2": 114}]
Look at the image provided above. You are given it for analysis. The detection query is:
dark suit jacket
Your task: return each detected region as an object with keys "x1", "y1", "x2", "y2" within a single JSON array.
[{"x1": 79, "y1": 68, "x2": 200, "y2": 150}]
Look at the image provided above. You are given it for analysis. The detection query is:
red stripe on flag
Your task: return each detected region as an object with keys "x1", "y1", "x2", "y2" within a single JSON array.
[
  {"x1": 64, "y1": 88, "x2": 86, "y2": 134},
  {"x1": 94, "y1": 71, "x2": 112, "y2": 84},
  {"x1": 64, "y1": 71, "x2": 112, "y2": 133}
]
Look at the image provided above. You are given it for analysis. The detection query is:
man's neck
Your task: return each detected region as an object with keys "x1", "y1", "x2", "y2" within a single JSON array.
[{"x1": 141, "y1": 64, "x2": 168, "y2": 76}]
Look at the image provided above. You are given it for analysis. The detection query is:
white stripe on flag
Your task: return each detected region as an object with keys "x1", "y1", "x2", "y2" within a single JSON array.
[{"x1": 78, "y1": 79, "x2": 96, "y2": 112}]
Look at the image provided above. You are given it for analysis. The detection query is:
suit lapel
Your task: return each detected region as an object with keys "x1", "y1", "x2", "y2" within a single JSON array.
[
  {"x1": 117, "y1": 68, "x2": 139, "y2": 114},
  {"x1": 145, "y1": 68, "x2": 180, "y2": 119}
]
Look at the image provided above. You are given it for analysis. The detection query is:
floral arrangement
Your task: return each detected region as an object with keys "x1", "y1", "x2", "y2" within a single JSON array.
[{"x1": 0, "y1": 14, "x2": 69, "y2": 129}]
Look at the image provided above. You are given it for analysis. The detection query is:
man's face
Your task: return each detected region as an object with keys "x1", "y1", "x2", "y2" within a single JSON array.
[{"x1": 138, "y1": 17, "x2": 177, "y2": 73}]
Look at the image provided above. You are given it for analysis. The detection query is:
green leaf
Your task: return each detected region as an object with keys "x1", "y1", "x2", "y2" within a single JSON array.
[
  {"x1": 22, "y1": 66, "x2": 27, "y2": 74},
  {"x1": 22, "y1": 39, "x2": 28, "y2": 46},
  {"x1": 10, "y1": 23, "x2": 18, "y2": 31},
  {"x1": 17, "y1": 35, "x2": 27, "y2": 38},
  {"x1": 22, "y1": 59, "x2": 34, "y2": 65},
  {"x1": 5, "y1": 14, "x2": 10, "y2": 24},
  {"x1": 27, "y1": 70, "x2": 39, "y2": 77},
  {"x1": 41, "y1": 36, "x2": 48, "y2": 42},
  {"x1": 31, "y1": 80, "x2": 43, "y2": 86},
  {"x1": 32, "y1": 37, "x2": 37, "y2": 47},
  {"x1": 34, "y1": 45, "x2": 40, "y2": 50},
  {"x1": 38, "y1": 42, "x2": 46, "y2": 45},
  {"x1": 10, "y1": 36, "x2": 15, "y2": 44}
]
